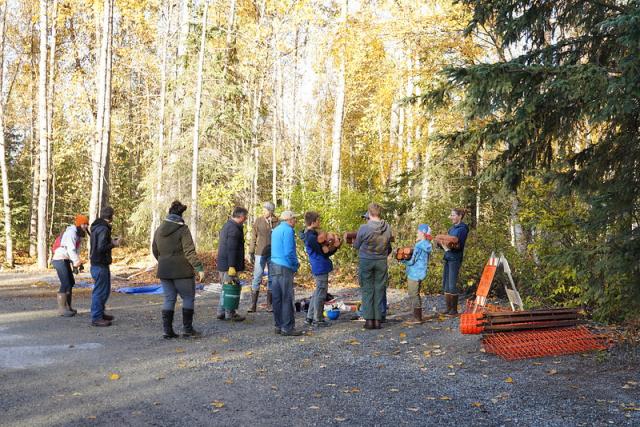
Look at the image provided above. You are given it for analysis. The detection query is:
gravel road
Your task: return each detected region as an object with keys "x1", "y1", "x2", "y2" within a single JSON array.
[{"x1": 0, "y1": 271, "x2": 638, "y2": 427}]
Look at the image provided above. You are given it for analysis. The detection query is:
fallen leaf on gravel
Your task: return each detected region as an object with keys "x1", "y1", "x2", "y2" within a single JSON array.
[
  {"x1": 399, "y1": 332, "x2": 407, "y2": 338},
  {"x1": 221, "y1": 338, "x2": 229, "y2": 343},
  {"x1": 245, "y1": 351, "x2": 253, "y2": 356},
  {"x1": 347, "y1": 339, "x2": 361, "y2": 346},
  {"x1": 389, "y1": 388, "x2": 399, "y2": 392},
  {"x1": 505, "y1": 377, "x2": 514, "y2": 383},
  {"x1": 626, "y1": 381, "x2": 638, "y2": 386},
  {"x1": 447, "y1": 372, "x2": 456, "y2": 376},
  {"x1": 224, "y1": 378, "x2": 234, "y2": 384},
  {"x1": 153, "y1": 402, "x2": 160, "y2": 406},
  {"x1": 309, "y1": 406, "x2": 320, "y2": 410},
  {"x1": 472, "y1": 402, "x2": 482, "y2": 408},
  {"x1": 157, "y1": 376, "x2": 165, "y2": 380},
  {"x1": 325, "y1": 383, "x2": 337, "y2": 387},
  {"x1": 87, "y1": 416, "x2": 96, "y2": 420},
  {"x1": 423, "y1": 351, "x2": 431, "y2": 357},
  {"x1": 447, "y1": 365, "x2": 454, "y2": 369},
  {"x1": 209, "y1": 356, "x2": 222, "y2": 362},
  {"x1": 335, "y1": 417, "x2": 347, "y2": 422},
  {"x1": 271, "y1": 386, "x2": 278, "y2": 390},
  {"x1": 312, "y1": 393, "x2": 322, "y2": 398},
  {"x1": 547, "y1": 369, "x2": 558, "y2": 375},
  {"x1": 175, "y1": 348, "x2": 185, "y2": 353},
  {"x1": 72, "y1": 392, "x2": 82, "y2": 396},
  {"x1": 425, "y1": 396, "x2": 435, "y2": 400},
  {"x1": 532, "y1": 362, "x2": 543, "y2": 366},
  {"x1": 373, "y1": 351, "x2": 382, "y2": 357},
  {"x1": 432, "y1": 345, "x2": 441, "y2": 349},
  {"x1": 407, "y1": 407, "x2": 419, "y2": 412},
  {"x1": 211, "y1": 401, "x2": 225, "y2": 408},
  {"x1": 109, "y1": 373, "x2": 120, "y2": 381},
  {"x1": 440, "y1": 396, "x2": 451, "y2": 400},
  {"x1": 622, "y1": 384, "x2": 632, "y2": 389},
  {"x1": 343, "y1": 387, "x2": 361, "y2": 394}
]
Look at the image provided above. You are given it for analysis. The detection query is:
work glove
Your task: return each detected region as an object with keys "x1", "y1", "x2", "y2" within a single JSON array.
[
  {"x1": 197, "y1": 270, "x2": 206, "y2": 283},
  {"x1": 228, "y1": 267, "x2": 237, "y2": 277}
]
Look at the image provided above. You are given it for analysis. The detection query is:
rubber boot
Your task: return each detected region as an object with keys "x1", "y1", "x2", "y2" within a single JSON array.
[
  {"x1": 248, "y1": 290, "x2": 259, "y2": 313},
  {"x1": 442, "y1": 294, "x2": 452, "y2": 315},
  {"x1": 373, "y1": 320, "x2": 382, "y2": 329},
  {"x1": 227, "y1": 310, "x2": 245, "y2": 322},
  {"x1": 266, "y1": 290, "x2": 273, "y2": 312},
  {"x1": 66, "y1": 290, "x2": 77, "y2": 314},
  {"x1": 162, "y1": 310, "x2": 178, "y2": 339},
  {"x1": 57, "y1": 293, "x2": 75, "y2": 317},
  {"x1": 364, "y1": 319, "x2": 375, "y2": 330},
  {"x1": 182, "y1": 308, "x2": 201, "y2": 338},
  {"x1": 448, "y1": 295, "x2": 459, "y2": 316}
]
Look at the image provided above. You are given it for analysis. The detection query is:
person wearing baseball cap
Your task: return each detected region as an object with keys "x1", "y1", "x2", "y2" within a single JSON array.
[
  {"x1": 51, "y1": 214, "x2": 90, "y2": 317},
  {"x1": 270, "y1": 210, "x2": 304, "y2": 336},
  {"x1": 248, "y1": 201, "x2": 278, "y2": 313},
  {"x1": 400, "y1": 224, "x2": 433, "y2": 323}
]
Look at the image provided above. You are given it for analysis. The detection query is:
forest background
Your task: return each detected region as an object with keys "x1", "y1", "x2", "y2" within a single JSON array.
[{"x1": 0, "y1": 0, "x2": 637, "y2": 322}]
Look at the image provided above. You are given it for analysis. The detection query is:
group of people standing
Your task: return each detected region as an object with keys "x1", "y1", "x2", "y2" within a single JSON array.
[{"x1": 52, "y1": 200, "x2": 468, "y2": 339}]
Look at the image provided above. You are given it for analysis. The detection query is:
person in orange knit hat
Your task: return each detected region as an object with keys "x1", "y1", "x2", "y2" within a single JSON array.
[{"x1": 51, "y1": 214, "x2": 90, "y2": 317}]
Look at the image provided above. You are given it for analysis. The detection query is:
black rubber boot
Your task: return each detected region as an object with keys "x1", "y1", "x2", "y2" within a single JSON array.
[
  {"x1": 66, "y1": 290, "x2": 77, "y2": 314},
  {"x1": 266, "y1": 290, "x2": 273, "y2": 312},
  {"x1": 162, "y1": 310, "x2": 178, "y2": 339},
  {"x1": 373, "y1": 320, "x2": 382, "y2": 329},
  {"x1": 364, "y1": 319, "x2": 375, "y2": 330},
  {"x1": 448, "y1": 295, "x2": 459, "y2": 316},
  {"x1": 248, "y1": 290, "x2": 259, "y2": 313},
  {"x1": 442, "y1": 294, "x2": 452, "y2": 314},
  {"x1": 182, "y1": 308, "x2": 201, "y2": 338}
]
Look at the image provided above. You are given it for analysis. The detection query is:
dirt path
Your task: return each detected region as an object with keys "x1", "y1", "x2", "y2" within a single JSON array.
[{"x1": 0, "y1": 271, "x2": 638, "y2": 427}]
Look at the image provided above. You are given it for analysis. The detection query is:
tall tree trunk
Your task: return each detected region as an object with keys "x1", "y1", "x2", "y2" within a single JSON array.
[
  {"x1": 190, "y1": 1, "x2": 208, "y2": 245},
  {"x1": 99, "y1": 0, "x2": 113, "y2": 211},
  {"x1": 89, "y1": 0, "x2": 113, "y2": 222},
  {"x1": 270, "y1": 37, "x2": 278, "y2": 205},
  {"x1": 0, "y1": 3, "x2": 12, "y2": 267},
  {"x1": 329, "y1": 0, "x2": 347, "y2": 196},
  {"x1": 47, "y1": 0, "x2": 58, "y2": 241},
  {"x1": 152, "y1": 0, "x2": 172, "y2": 250},
  {"x1": 36, "y1": 0, "x2": 49, "y2": 269},
  {"x1": 29, "y1": 25, "x2": 38, "y2": 258}
]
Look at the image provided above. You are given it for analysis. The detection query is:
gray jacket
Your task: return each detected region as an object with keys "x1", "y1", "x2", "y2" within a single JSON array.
[{"x1": 354, "y1": 220, "x2": 392, "y2": 260}]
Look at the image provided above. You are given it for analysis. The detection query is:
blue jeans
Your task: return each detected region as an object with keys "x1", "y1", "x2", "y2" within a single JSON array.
[
  {"x1": 270, "y1": 263, "x2": 295, "y2": 333},
  {"x1": 306, "y1": 273, "x2": 329, "y2": 322},
  {"x1": 251, "y1": 255, "x2": 272, "y2": 291},
  {"x1": 161, "y1": 278, "x2": 195, "y2": 311},
  {"x1": 442, "y1": 258, "x2": 461, "y2": 295},
  {"x1": 53, "y1": 260, "x2": 75, "y2": 293},
  {"x1": 90, "y1": 264, "x2": 111, "y2": 321}
]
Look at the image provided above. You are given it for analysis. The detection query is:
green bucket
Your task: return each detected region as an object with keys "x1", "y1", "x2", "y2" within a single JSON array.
[{"x1": 221, "y1": 283, "x2": 241, "y2": 311}]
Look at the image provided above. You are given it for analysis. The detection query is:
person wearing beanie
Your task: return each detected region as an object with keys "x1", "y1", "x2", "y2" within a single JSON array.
[
  {"x1": 400, "y1": 224, "x2": 433, "y2": 323},
  {"x1": 51, "y1": 214, "x2": 90, "y2": 317},
  {"x1": 153, "y1": 201, "x2": 206, "y2": 338},
  {"x1": 89, "y1": 206, "x2": 121, "y2": 327},
  {"x1": 248, "y1": 201, "x2": 278, "y2": 313}
]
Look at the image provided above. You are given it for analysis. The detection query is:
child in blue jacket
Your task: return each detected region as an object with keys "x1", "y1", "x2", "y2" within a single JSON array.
[
  {"x1": 401, "y1": 224, "x2": 432, "y2": 323},
  {"x1": 301, "y1": 211, "x2": 338, "y2": 327}
]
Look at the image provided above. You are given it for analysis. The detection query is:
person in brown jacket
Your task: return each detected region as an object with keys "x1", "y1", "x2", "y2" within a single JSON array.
[
  {"x1": 152, "y1": 201, "x2": 205, "y2": 338},
  {"x1": 248, "y1": 201, "x2": 278, "y2": 312}
]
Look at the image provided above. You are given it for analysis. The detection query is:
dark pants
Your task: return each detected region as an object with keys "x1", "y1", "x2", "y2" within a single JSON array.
[
  {"x1": 442, "y1": 257, "x2": 462, "y2": 295},
  {"x1": 359, "y1": 258, "x2": 388, "y2": 321},
  {"x1": 91, "y1": 264, "x2": 111, "y2": 321},
  {"x1": 271, "y1": 263, "x2": 295, "y2": 333},
  {"x1": 53, "y1": 260, "x2": 75, "y2": 293},
  {"x1": 161, "y1": 278, "x2": 195, "y2": 311}
]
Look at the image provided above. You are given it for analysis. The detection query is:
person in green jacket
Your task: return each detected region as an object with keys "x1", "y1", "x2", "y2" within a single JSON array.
[{"x1": 152, "y1": 201, "x2": 206, "y2": 339}]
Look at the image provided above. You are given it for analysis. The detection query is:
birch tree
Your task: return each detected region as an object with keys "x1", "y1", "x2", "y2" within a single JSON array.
[
  {"x1": 329, "y1": 0, "x2": 347, "y2": 196},
  {"x1": 0, "y1": 2, "x2": 12, "y2": 267},
  {"x1": 36, "y1": 0, "x2": 48, "y2": 268},
  {"x1": 190, "y1": 1, "x2": 208, "y2": 244}
]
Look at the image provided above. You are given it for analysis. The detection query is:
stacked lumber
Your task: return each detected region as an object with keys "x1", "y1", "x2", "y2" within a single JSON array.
[
  {"x1": 434, "y1": 234, "x2": 459, "y2": 250},
  {"x1": 460, "y1": 308, "x2": 582, "y2": 335}
]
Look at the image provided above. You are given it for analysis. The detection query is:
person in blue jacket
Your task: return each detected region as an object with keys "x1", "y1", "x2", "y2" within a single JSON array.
[
  {"x1": 441, "y1": 208, "x2": 469, "y2": 315},
  {"x1": 301, "y1": 211, "x2": 338, "y2": 328},
  {"x1": 401, "y1": 224, "x2": 433, "y2": 323},
  {"x1": 270, "y1": 210, "x2": 304, "y2": 336}
]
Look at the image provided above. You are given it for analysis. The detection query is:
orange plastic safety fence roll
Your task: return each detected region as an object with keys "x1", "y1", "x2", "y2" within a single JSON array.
[{"x1": 482, "y1": 326, "x2": 609, "y2": 360}]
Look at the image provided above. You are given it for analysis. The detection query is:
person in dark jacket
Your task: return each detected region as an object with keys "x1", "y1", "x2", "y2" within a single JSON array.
[
  {"x1": 89, "y1": 206, "x2": 121, "y2": 327},
  {"x1": 216, "y1": 206, "x2": 248, "y2": 321},
  {"x1": 441, "y1": 208, "x2": 469, "y2": 315},
  {"x1": 301, "y1": 211, "x2": 338, "y2": 328},
  {"x1": 248, "y1": 201, "x2": 278, "y2": 312},
  {"x1": 354, "y1": 203, "x2": 392, "y2": 330},
  {"x1": 153, "y1": 201, "x2": 206, "y2": 338}
]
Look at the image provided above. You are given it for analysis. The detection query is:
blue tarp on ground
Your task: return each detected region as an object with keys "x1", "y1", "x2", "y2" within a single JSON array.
[{"x1": 115, "y1": 284, "x2": 206, "y2": 295}]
